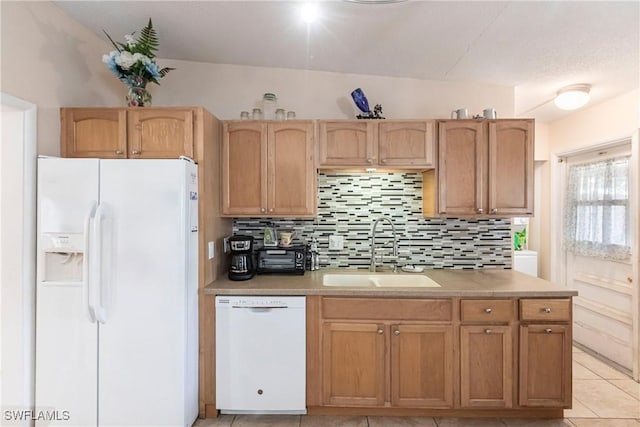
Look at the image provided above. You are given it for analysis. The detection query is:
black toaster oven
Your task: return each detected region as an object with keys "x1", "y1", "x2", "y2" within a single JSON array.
[{"x1": 256, "y1": 246, "x2": 306, "y2": 275}]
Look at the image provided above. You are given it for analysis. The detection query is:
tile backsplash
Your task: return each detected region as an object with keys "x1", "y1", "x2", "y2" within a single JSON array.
[{"x1": 233, "y1": 173, "x2": 512, "y2": 270}]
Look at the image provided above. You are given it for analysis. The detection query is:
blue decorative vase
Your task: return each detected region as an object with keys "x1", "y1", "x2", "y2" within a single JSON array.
[{"x1": 351, "y1": 88, "x2": 371, "y2": 114}]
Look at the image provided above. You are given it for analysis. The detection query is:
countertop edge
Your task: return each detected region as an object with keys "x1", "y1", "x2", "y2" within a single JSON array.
[{"x1": 204, "y1": 269, "x2": 578, "y2": 298}]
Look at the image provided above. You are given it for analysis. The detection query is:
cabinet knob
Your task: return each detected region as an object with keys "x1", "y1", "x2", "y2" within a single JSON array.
[
  {"x1": 393, "y1": 329, "x2": 400, "y2": 336},
  {"x1": 260, "y1": 208, "x2": 266, "y2": 213},
  {"x1": 543, "y1": 307, "x2": 552, "y2": 313},
  {"x1": 131, "y1": 150, "x2": 140, "y2": 155},
  {"x1": 377, "y1": 328, "x2": 384, "y2": 335},
  {"x1": 269, "y1": 208, "x2": 274, "y2": 213},
  {"x1": 476, "y1": 208, "x2": 484, "y2": 214},
  {"x1": 544, "y1": 328, "x2": 553, "y2": 334},
  {"x1": 491, "y1": 208, "x2": 498, "y2": 214},
  {"x1": 367, "y1": 158, "x2": 374, "y2": 164},
  {"x1": 484, "y1": 329, "x2": 493, "y2": 334},
  {"x1": 380, "y1": 159, "x2": 387, "y2": 164},
  {"x1": 484, "y1": 308, "x2": 492, "y2": 314},
  {"x1": 115, "y1": 150, "x2": 124, "y2": 155}
]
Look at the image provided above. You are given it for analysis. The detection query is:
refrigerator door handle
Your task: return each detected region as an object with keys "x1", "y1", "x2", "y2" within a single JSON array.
[
  {"x1": 93, "y1": 203, "x2": 110, "y2": 324},
  {"x1": 83, "y1": 201, "x2": 98, "y2": 323}
]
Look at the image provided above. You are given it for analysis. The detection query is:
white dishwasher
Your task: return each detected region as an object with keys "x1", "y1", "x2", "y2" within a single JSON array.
[{"x1": 215, "y1": 296, "x2": 306, "y2": 414}]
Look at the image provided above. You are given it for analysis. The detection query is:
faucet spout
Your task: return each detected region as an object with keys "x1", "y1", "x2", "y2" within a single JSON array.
[{"x1": 370, "y1": 216, "x2": 398, "y2": 272}]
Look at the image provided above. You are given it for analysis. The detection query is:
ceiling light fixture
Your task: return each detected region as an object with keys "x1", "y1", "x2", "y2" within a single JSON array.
[
  {"x1": 300, "y1": 3, "x2": 319, "y2": 24},
  {"x1": 344, "y1": 0, "x2": 407, "y2": 3},
  {"x1": 554, "y1": 84, "x2": 591, "y2": 110}
]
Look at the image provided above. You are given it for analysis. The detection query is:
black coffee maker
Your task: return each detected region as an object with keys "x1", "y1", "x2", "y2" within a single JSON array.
[{"x1": 228, "y1": 235, "x2": 255, "y2": 281}]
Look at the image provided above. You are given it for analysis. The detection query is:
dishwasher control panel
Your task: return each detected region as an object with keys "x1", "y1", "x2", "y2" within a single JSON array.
[{"x1": 215, "y1": 296, "x2": 305, "y2": 308}]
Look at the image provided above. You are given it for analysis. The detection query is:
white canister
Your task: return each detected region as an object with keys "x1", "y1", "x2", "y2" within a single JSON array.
[{"x1": 262, "y1": 93, "x2": 277, "y2": 120}]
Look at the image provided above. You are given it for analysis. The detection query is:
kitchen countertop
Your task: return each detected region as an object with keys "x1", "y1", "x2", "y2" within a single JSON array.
[{"x1": 205, "y1": 269, "x2": 578, "y2": 297}]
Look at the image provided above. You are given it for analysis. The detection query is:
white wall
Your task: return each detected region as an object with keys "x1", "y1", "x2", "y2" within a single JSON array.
[
  {"x1": 0, "y1": 95, "x2": 37, "y2": 424},
  {"x1": 1, "y1": 1, "x2": 516, "y2": 156},
  {"x1": 153, "y1": 59, "x2": 515, "y2": 121},
  {"x1": 1, "y1": 1, "x2": 122, "y2": 156},
  {"x1": 549, "y1": 89, "x2": 639, "y2": 154}
]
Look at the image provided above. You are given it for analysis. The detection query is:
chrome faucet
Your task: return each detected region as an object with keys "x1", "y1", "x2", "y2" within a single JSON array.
[{"x1": 370, "y1": 216, "x2": 398, "y2": 272}]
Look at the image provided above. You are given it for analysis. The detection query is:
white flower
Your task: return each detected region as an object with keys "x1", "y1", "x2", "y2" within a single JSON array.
[
  {"x1": 132, "y1": 53, "x2": 151, "y2": 65},
  {"x1": 102, "y1": 50, "x2": 118, "y2": 64},
  {"x1": 124, "y1": 34, "x2": 136, "y2": 48},
  {"x1": 115, "y1": 51, "x2": 137, "y2": 69}
]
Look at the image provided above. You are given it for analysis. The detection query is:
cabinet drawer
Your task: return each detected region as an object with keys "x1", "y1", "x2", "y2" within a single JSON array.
[
  {"x1": 461, "y1": 299, "x2": 514, "y2": 322},
  {"x1": 520, "y1": 299, "x2": 571, "y2": 322},
  {"x1": 322, "y1": 298, "x2": 452, "y2": 321}
]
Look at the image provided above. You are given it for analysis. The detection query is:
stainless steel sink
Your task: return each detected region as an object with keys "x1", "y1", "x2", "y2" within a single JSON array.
[{"x1": 322, "y1": 273, "x2": 441, "y2": 288}]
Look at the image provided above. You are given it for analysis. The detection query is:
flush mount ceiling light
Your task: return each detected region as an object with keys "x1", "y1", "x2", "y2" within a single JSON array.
[
  {"x1": 300, "y1": 3, "x2": 319, "y2": 23},
  {"x1": 554, "y1": 84, "x2": 591, "y2": 110},
  {"x1": 344, "y1": 0, "x2": 407, "y2": 3}
]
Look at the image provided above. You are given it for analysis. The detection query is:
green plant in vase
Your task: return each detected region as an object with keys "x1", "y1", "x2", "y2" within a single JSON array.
[
  {"x1": 102, "y1": 18, "x2": 174, "y2": 107},
  {"x1": 513, "y1": 229, "x2": 527, "y2": 251}
]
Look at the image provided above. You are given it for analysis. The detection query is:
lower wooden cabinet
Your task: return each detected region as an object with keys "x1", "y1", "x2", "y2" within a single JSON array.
[
  {"x1": 460, "y1": 325, "x2": 513, "y2": 408},
  {"x1": 322, "y1": 322, "x2": 386, "y2": 406},
  {"x1": 309, "y1": 296, "x2": 573, "y2": 414},
  {"x1": 391, "y1": 324, "x2": 453, "y2": 407},
  {"x1": 519, "y1": 298, "x2": 572, "y2": 408},
  {"x1": 322, "y1": 321, "x2": 454, "y2": 408},
  {"x1": 319, "y1": 297, "x2": 454, "y2": 409},
  {"x1": 519, "y1": 324, "x2": 572, "y2": 407}
]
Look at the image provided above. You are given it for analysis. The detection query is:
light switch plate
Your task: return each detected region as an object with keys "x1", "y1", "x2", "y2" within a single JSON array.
[
  {"x1": 328, "y1": 235, "x2": 344, "y2": 250},
  {"x1": 208, "y1": 241, "x2": 215, "y2": 259}
]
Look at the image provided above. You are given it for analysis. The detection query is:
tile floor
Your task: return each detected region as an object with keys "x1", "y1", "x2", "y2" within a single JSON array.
[{"x1": 195, "y1": 346, "x2": 640, "y2": 427}]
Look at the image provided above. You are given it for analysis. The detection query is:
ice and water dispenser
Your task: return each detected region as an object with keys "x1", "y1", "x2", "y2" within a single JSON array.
[{"x1": 41, "y1": 232, "x2": 85, "y2": 282}]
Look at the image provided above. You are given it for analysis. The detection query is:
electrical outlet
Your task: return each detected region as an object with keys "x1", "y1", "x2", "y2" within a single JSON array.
[
  {"x1": 328, "y1": 235, "x2": 344, "y2": 250},
  {"x1": 208, "y1": 241, "x2": 215, "y2": 259}
]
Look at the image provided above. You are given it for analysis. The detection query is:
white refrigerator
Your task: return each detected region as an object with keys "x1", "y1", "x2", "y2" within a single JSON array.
[{"x1": 35, "y1": 158, "x2": 199, "y2": 427}]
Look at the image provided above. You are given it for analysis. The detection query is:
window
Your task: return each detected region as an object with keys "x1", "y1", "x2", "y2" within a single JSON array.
[{"x1": 563, "y1": 157, "x2": 630, "y2": 260}]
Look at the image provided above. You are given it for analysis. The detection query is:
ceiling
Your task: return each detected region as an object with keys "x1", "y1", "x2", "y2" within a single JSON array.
[{"x1": 54, "y1": 0, "x2": 639, "y2": 122}]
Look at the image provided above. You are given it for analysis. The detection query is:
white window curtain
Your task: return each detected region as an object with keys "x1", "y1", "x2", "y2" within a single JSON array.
[{"x1": 563, "y1": 157, "x2": 631, "y2": 260}]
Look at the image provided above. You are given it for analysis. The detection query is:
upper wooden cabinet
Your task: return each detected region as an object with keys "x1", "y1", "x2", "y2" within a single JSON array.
[
  {"x1": 222, "y1": 121, "x2": 316, "y2": 217},
  {"x1": 60, "y1": 108, "x2": 195, "y2": 159},
  {"x1": 127, "y1": 109, "x2": 194, "y2": 159},
  {"x1": 318, "y1": 121, "x2": 375, "y2": 166},
  {"x1": 432, "y1": 119, "x2": 534, "y2": 217},
  {"x1": 318, "y1": 120, "x2": 435, "y2": 169}
]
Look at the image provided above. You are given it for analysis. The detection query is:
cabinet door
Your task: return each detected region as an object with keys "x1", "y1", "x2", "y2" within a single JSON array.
[
  {"x1": 378, "y1": 121, "x2": 435, "y2": 168},
  {"x1": 318, "y1": 121, "x2": 376, "y2": 167},
  {"x1": 127, "y1": 109, "x2": 194, "y2": 158},
  {"x1": 322, "y1": 322, "x2": 386, "y2": 406},
  {"x1": 222, "y1": 122, "x2": 268, "y2": 215},
  {"x1": 60, "y1": 108, "x2": 127, "y2": 158},
  {"x1": 488, "y1": 120, "x2": 534, "y2": 215},
  {"x1": 519, "y1": 324, "x2": 572, "y2": 407},
  {"x1": 390, "y1": 324, "x2": 454, "y2": 408},
  {"x1": 460, "y1": 325, "x2": 513, "y2": 408},
  {"x1": 268, "y1": 121, "x2": 316, "y2": 216},
  {"x1": 437, "y1": 121, "x2": 485, "y2": 216}
]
